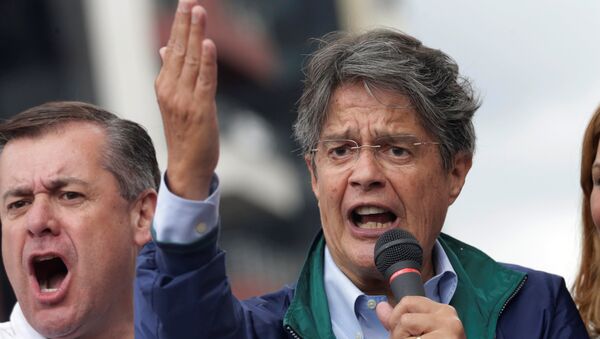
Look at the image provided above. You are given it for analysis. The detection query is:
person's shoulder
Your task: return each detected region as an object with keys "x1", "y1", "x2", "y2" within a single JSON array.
[
  {"x1": 500, "y1": 263, "x2": 567, "y2": 293},
  {"x1": 496, "y1": 264, "x2": 589, "y2": 338}
]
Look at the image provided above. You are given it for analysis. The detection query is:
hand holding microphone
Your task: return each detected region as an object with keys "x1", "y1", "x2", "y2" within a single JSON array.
[{"x1": 374, "y1": 229, "x2": 465, "y2": 338}]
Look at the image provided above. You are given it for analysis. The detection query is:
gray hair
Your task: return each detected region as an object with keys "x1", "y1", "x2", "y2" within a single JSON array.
[
  {"x1": 294, "y1": 28, "x2": 480, "y2": 171},
  {"x1": 0, "y1": 101, "x2": 160, "y2": 201}
]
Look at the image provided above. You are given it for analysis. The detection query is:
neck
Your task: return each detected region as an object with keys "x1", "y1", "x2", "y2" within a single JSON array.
[{"x1": 75, "y1": 317, "x2": 133, "y2": 339}]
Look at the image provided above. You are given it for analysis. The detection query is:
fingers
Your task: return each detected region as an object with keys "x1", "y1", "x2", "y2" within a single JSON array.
[
  {"x1": 159, "y1": 47, "x2": 167, "y2": 64},
  {"x1": 179, "y1": 6, "x2": 207, "y2": 88},
  {"x1": 375, "y1": 301, "x2": 394, "y2": 331},
  {"x1": 154, "y1": 0, "x2": 219, "y2": 200},
  {"x1": 394, "y1": 296, "x2": 436, "y2": 315},
  {"x1": 162, "y1": 0, "x2": 196, "y2": 81},
  {"x1": 195, "y1": 39, "x2": 218, "y2": 101},
  {"x1": 383, "y1": 297, "x2": 465, "y2": 339}
]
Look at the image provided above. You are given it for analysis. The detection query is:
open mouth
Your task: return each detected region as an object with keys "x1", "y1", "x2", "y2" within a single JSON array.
[
  {"x1": 351, "y1": 206, "x2": 397, "y2": 229},
  {"x1": 33, "y1": 255, "x2": 68, "y2": 293}
]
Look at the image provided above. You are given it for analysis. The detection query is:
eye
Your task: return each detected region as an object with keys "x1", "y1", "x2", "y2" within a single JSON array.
[
  {"x1": 7, "y1": 199, "x2": 31, "y2": 210},
  {"x1": 389, "y1": 146, "x2": 410, "y2": 157},
  {"x1": 592, "y1": 170, "x2": 600, "y2": 186},
  {"x1": 60, "y1": 191, "x2": 83, "y2": 201},
  {"x1": 379, "y1": 143, "x2": 412, "y2": 159},
  {"x1": 324, "y1": 141, "x2": 355, "y2": 160}
]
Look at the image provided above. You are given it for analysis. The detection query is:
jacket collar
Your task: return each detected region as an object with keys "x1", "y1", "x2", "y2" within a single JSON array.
[
  {"x1": 283, "y1": 231, "x2": 526, "y2": 339},
  {"x1": 283, "y1": 232, "x2": 335, "y2": 338},
  {"x1": 439, "y1": 233, "x2": 526, "y2": 339}
]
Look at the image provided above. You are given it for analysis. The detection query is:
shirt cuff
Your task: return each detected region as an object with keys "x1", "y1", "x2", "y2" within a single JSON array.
[{"x1": 152, "y1": 172, "x2": 220, "y2": 245}]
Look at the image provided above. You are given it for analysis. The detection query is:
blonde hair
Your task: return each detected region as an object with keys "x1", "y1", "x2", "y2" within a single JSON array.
[{"x1": 573, "y1": 104, "x2": 600, "y2": 336}]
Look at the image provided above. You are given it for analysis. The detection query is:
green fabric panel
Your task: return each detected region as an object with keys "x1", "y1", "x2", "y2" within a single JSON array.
[
  {"x1": 439, "y1": 233, "x2": 526, "y2": 339},
  {"x1": 283, "y1": 232, "x2": 335, "y2": 339}
]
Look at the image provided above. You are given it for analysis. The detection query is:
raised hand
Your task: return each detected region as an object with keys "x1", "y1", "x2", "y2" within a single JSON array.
[
  {"x1": 155, "y1": 0, "x2": 219, "y2": 200},
  {"x1": 376, "y1": 297, "x2": 465, "y2": 338}
]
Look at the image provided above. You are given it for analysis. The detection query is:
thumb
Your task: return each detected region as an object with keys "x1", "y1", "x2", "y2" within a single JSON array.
[
  {"x1": 376, "y1": 301, "x2": 394, "y2": 331},
  {"x1": 159, "y1": 46, "x2": 167, "y2": 64}
]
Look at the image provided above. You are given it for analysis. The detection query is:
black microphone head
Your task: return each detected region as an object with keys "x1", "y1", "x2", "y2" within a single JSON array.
[{"x1": 374, "y1": 228, "x2": 423, "y2": 278}]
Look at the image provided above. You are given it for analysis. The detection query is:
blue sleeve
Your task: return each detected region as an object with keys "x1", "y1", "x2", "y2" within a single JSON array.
[
  {"x1": 135, "y1": 229, "x2": 253, "y2": 339},
  {"x1": 546, "y1": 279, "x2": 590, "y2": 339}
]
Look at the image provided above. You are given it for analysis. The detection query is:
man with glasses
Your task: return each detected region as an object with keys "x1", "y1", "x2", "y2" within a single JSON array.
[{"x1": 135, "y1": 1, "x2": 587, "y2": 338}]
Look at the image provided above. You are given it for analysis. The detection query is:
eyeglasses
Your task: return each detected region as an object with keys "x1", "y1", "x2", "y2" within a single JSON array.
[{"x1": 310, "y1": 135, "x2": 440, "y2": 170}]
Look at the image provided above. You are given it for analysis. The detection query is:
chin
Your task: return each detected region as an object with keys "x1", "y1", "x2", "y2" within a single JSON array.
[
  {"x1": 348, "y1": 246, "x2": 379, "y2": 276},
  {"x1": 30, "y1": 312, "x2": 81, "y2": 339}
]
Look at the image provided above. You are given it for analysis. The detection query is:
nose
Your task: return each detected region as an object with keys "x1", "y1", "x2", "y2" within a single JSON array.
[
  {"x1": 26, "y1": 197, "x2": 59, "y2": 237},
  {"x1": 349, "y1": 147, "x2": 386, "y2": 191}
]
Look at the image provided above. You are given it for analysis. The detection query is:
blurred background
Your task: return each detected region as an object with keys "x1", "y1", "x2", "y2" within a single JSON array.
[{"x1": 1, "y1": 0, "x2": 599, "y2": 321}]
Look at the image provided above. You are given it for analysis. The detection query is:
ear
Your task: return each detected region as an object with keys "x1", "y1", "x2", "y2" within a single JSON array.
[
  {"x1": 305, "y1": 155, "x2": 320, "y2": 200},
  {"x1": 129, "y1": 188, "x2": 157, "y2": 246},
  {"x1": 448, "y1": 152, "x2": 472, "y2": 205}
]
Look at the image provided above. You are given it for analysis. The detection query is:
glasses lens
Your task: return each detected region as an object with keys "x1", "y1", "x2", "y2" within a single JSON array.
[
  {"x1": 319, "y1": 140, "x2": 357, "y2": 163},
  {"x1": 375, "y1": 136, "x2": 420, "y2": 166}
]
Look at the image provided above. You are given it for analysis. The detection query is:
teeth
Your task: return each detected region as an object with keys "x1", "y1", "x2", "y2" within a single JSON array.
[
  {"x1": 355, "y1": 206, "x2": 386, "y2": 215},
  {"x1": 35, "y1": 255, "x2": 57, "y2": 262},
  {"x1": 358, "y1": 221, "x2": 390, "y2": 229},
  {"x1": 40, "y1": 279, "x2": 57, "y2": 293},
  {"x1": 41, "y1": 287, "x2": 58, "y2": 293}
]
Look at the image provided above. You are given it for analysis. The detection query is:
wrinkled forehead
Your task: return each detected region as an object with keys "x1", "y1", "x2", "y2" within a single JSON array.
[
  {"x1": 321, "y1": 83, "x2": 425, "y2": 140},
  {"x1": 0, "y1": 123, "x2": 108, "y2": 187}
]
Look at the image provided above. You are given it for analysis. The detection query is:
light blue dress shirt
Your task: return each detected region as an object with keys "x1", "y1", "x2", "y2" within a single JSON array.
[
  {"x1": 324, "y1": 242, "x2": 457, "y2": 339},
  {"x1": 153, "y1": 174, "x2": 221, "y2": 244}
]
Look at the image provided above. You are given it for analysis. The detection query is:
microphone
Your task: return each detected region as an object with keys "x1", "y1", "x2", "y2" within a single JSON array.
[{"x1": 374, "y1": 228, "x2": 425, "y2": 301}]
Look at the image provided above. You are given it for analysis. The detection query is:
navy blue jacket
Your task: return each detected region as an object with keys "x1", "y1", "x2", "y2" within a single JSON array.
[{"x1": 135, "y1": 229, "x2": 589, "y2": 338}]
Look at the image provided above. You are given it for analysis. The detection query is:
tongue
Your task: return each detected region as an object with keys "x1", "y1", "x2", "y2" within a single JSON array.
[{"x1": 48, "y1": 273, "x2": 64, "y2": 290}]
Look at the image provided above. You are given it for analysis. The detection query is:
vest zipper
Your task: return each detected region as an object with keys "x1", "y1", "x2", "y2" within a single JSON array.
[
  {"x1": 494, "y1": 275, "x2": 527, "y2": 338},
  {"x1": 284, "y1": 325, "x2": 303, "y2": 339},
  {"x1": 498, "y1": 275, "x2": 527, "y2": 317}
]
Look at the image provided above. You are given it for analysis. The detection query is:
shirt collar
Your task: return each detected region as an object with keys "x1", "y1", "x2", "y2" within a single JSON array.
[
  {"x1": 323, "y1": 238, "x2": 458, "y2": 338},
  {"x1": 424, "y1": 239, "x2": 458, "y2": 304},
  {"x1": 10, "y1": 303, "x2": 45, "y2": 339},
  {"x1": 324, "y1": 246, "x2": 364, "y2": 337}
]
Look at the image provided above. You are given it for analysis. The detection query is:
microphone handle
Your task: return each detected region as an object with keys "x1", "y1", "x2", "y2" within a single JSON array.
[{"x1": 390, "y1": 271, "x2": 425, "y2": 301}]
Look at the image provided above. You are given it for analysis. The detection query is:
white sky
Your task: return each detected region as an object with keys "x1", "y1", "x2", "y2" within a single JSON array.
[{"x1": 389, "y1": 0, "x2": 600, "y2": 285}]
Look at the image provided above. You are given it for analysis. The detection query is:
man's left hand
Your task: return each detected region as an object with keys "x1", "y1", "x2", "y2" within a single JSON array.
[{"x1": 376, "y1": 296, "x2": 465, "y2": 338}]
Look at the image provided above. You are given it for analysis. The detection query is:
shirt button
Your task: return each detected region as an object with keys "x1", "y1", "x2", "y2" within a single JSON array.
[
  {"x1": 355, "y1": 332, "x2": 363, "y2": 339},
  {"x1": 195, "y1": 222, "x2": 207, "y2": 234},
  {"x1": 367, "y1": 299, "x2": 377, "y2": 310}
]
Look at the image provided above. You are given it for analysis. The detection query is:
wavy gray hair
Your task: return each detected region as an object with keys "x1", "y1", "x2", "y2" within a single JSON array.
[{"x1": 294, "y1": 28, "x2": 480, "y2": 171}]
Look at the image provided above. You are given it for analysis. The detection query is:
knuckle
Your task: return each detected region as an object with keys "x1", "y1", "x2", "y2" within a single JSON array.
[
  {"x1": 184, "y1": 55, "x2": 200, "y2": 67},
  {"x1": 168, "y1": 40, "x2": 186, "y2": 56}
]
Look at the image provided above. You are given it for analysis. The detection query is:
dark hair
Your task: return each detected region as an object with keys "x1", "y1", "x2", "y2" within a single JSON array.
[
  {"x1": 573, "y1": 104, "x2": 600, "y2": 336},
  {"x1": 0, "y1": 101, "x2": 160, "y2": 201},
  {"x1": 294, "y1": 28, "x2": 480, "y2": 171}
]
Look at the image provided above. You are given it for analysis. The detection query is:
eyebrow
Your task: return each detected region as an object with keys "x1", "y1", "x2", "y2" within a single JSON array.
[
  {"x1": 320, "y1": 132, "x2": 417, "y2": 141},
  {"x1": 2, "y1": 177, "x2": 90, "y2": 201}
]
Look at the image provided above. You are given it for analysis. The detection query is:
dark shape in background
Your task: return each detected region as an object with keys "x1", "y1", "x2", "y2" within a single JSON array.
[
  {"x1": 0, "y1": 0, "x2": 338, "y2": 320},
  {"x1": 0, "y1": 0, "x2": 95, "y2": 320}
]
